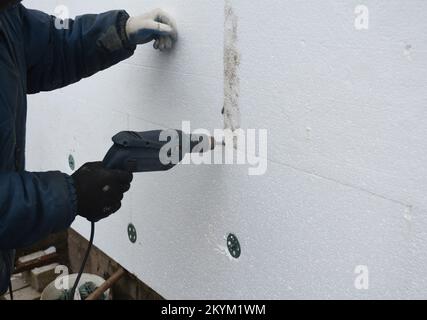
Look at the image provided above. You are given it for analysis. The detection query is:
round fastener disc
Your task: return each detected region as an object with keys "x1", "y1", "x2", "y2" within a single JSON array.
[
  {"x1": 68, "y1": 154, "x2": 75, "y2": 171},
  {"x1": 227, "y1": 233, "x2": 241, "y2": 259},
  {"x1": 127, "y1": 223, "x2": 137, "y2": 244}
]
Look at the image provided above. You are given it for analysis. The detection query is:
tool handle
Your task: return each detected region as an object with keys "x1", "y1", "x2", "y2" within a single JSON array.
[
  {"x1": 86, "y1": 268, "x2": 126, "y2": 301},
  {"x1": 103, "y1": 130, "x2": 215, "y2": 173}
]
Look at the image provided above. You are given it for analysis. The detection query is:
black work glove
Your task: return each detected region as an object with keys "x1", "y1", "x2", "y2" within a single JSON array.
[{"x1": 71, "y1": 162, "x2": 133, "y2": 222}]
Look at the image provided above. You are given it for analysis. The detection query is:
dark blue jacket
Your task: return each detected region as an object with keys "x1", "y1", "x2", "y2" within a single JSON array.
[{"x1": 0, "y1": 3, "x2": 135, "y2": 294}]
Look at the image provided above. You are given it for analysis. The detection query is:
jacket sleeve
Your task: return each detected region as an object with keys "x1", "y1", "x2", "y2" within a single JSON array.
[
  {"x1": 0, "y1": 171, "x2": 77, "y2": 250},
  {"x1": 21, "y1": 5, "x2": 136, "y2": 94}
]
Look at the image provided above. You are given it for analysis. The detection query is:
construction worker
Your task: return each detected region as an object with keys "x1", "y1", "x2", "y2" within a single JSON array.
[{"x1": 0, "y1": 1, "x2": 178, "y2": 295}]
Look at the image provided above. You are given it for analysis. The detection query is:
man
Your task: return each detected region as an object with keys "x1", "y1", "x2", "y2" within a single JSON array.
[{"x1": 0, "y1": 0, "x2": 178, "y2": 294}]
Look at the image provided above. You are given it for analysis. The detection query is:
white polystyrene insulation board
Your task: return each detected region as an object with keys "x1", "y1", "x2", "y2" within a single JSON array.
[{"x1": 25, "y1": 0, "x2": 427, "y2": 299}]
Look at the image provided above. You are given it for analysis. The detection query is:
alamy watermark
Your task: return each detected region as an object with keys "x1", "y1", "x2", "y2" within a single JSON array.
[
  {"x1": 354, "y1": 5, "x2": 369, "y2": 30},
  {"x1": 54, "y1": 265, "x2": 70, "y2": 290},
  {"x1": 159, "y1": 121, "x2": 268, "y2": 176},
  {"x1": 54, "y1": 5, "x2": 70, "y2": 30},
  {"x1": 354, "y1": 265, "x2": 369, "y2": 290}
]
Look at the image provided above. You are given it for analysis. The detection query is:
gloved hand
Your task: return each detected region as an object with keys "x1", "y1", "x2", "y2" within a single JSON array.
[
  {"x1": 72, "y1": 162, "x2": 133, "y2": 222},
  {"x1": 126, "y1": 9, "x2": 178, "y2": 51}
]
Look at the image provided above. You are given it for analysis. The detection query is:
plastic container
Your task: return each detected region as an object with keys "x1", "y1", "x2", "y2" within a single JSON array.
[{"x1": 41, "y1": 273, "x2": 110, "y2": 300}]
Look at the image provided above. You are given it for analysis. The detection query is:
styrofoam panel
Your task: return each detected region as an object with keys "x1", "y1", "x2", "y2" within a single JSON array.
[
  {"x1": 29, "y1": 0, "x2": 224, "y2": 80},
  {"x1": 22, "y1": 0, "x2": 427, "y2": 299},
  {"x1": 26, "y1": 0, "x2": 224, "y2": 140},
  {"x1": 26, "y1": 92, "x2": 129, "y2": 173},
  {"x1": 234, "y1": 1, "x2": 427, "y2": 209},
  {"x1": 399, "y1": 206, "x2": 427, "y2": 295},
  {"x1": 23, "y1": 0, "x2": 54, "y2": 13},
  {"x1": 125, "y1": 113, "x2": 423, "y2": 299},
  {"x1": 59, "y1": 63, "x2": 223, "y2": 133},
  {"x1": 27, "y1": 108, "x2": 427, "y2": 299}
]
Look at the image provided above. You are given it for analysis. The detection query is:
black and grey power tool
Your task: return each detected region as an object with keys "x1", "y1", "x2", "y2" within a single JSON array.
[
  {"x1": 69, "y1": 130, "x2": 215, "y2": 300},
  {"x1": 102, "y1": 130, "x2": 215, "y2": 172}
]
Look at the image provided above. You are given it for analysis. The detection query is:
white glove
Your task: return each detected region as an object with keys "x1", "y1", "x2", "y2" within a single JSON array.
[{"x1": 126, "y1": 9, "x2": 178, "y2": 51}]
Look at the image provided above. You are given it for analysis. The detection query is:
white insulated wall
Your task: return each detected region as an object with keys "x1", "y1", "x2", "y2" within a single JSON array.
[{"x1": 25, "y1": 0, "x2": 427, "y2": 299}]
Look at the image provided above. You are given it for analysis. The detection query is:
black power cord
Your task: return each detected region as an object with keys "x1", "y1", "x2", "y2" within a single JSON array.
[
  {"x1": 8, "y1": 279, "x2": 13, "y2": 300},
  {"x1": 7, "y1": 222, "x2": 95, "y2": 301},
  {"x1": 69, "y1": 221, "x2": 95, "y2": 300}
]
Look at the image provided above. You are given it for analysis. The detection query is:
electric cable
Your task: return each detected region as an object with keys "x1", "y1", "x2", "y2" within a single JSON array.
[
  {"x1": 69, "y1": 221, "x2": 95, "y2": 300},
  {"x1": 8, "y1": 279, "x2": 13, "y2": 300}
]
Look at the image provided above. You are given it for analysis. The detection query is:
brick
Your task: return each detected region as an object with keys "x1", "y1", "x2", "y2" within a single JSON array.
[
  {"x1": 17, "y1": 246, "x2": 56, "y2": 264},
  {"x1": 30, "y1": 263, "x2": 59, "y2": 292}
]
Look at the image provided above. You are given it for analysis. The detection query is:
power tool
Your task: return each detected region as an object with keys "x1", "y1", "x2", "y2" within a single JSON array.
[
  {"x1": 103, "y1": 130, "x2": 215, "y2": 171},
  {"x1": 69, "y1": 130, "x2": 215, "y2": 299}
]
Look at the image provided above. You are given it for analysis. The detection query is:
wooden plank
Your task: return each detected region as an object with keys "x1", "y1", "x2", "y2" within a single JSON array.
[
  {"x1": 14, "y1": 253, "x2": 59, "y2": 274},
  {"x1": 86, "y1": 268, "x2": 125, "y2": 300},
  {"x1": 10, "y1": 273, "x2": 30, "y2": 291}
]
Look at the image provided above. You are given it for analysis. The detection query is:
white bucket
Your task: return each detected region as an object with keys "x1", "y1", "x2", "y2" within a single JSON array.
[{"x1": 41, "y1": 273, "x2": 110, "y2": 300}]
